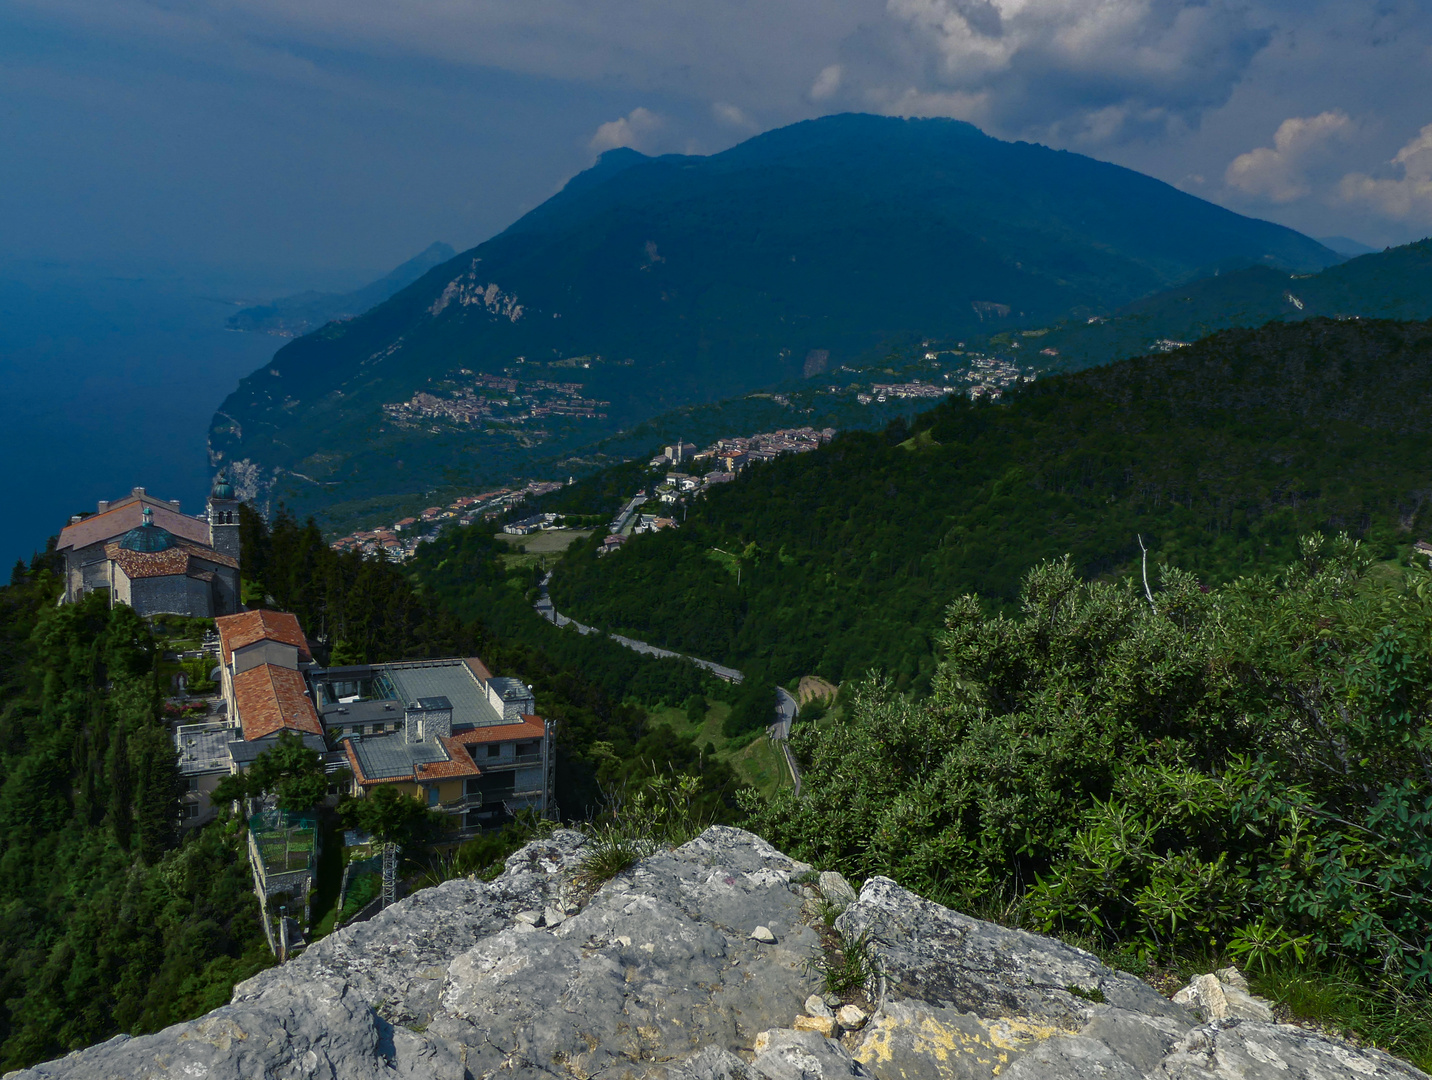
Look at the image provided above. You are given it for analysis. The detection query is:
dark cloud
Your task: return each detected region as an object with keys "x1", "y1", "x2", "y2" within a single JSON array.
[{"x1": 3, "y1": 0, "x2": 1430, "y2": 269}]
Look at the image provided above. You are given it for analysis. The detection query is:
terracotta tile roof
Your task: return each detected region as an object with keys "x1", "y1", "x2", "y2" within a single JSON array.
[
  {"x1": 175, "y1": 539, "x2": 238, "y2": 569},
  {"x1": 458, "y1": 717, "x2": 547, "y2": 745},
  {"x1": 58, "y1": 495, "x2": 210, "y2": 552},
  {"x1": 216, "y1": 610, "x2": 312, "y2": 664},
  {"x1": 415, "y1": 736, "x2": 482, "y2": 781},
  {"x1": 233, "y1": 663, "x2": 323, "y2": 741},
  {"x1": 106, "y1": 543, "x2": 191, "y2": 580},
  {"x1": 104, "y1": 538, "x2": 238, "y2": 581}
]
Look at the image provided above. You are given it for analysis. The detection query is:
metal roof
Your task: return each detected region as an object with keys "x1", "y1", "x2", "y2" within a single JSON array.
[
  {"x1": 318, "y1": 698, "x2": 402, "y2": 725},
  {"x1": 175, "y1": 722, "x2": 232, "y2": 775},
  {"x1": 382, "y1": 660, "x2": 506, "y2": 727},
  {"x1": 487, "y1": 676, "x2": 530, "y2": 699},
  {"x1": 351, "y1": 731, "x2": 449, "y2": 780},
  {"x1": 228, "y1": 732, "x2": 327, "y2": 765}
]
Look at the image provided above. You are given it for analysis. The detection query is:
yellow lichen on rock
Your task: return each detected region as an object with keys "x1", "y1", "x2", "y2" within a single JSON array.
[{"x1": 855, "y1": 1003, "x2": 1072, "y2": 1078}]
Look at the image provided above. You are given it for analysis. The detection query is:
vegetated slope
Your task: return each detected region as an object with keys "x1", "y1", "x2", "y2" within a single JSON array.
[
  {"x1": 226, "y1": 242, "x2": 456, "y2": 337},
  {"x1": 1034, "y1": 237, "x2": 1432, "y2": 372},
  {"x1": 209, "y1": 113, "x2": 1336, "y2": 524},
  {"x1": 746, "y1": 542, "x2": 1432, "y2": 1067},
  {"x1": 0, "y1": 569, "x2": 274, "y2": 1070},
  {"x1": 549, "y1": 317, "x2": 1432, "y2": 691}
]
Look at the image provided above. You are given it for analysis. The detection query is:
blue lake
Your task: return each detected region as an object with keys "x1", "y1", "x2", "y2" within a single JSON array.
[{"x1": 0, "y1": 259, "x2": 352, "y2": 570}]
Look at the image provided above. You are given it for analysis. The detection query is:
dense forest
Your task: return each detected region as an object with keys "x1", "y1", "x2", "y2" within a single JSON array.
[
  {"x1": 550, "y1": 318, "x2": 1432, "y2": 690},
  {"x1": 0, "y1": 559, "x2": 272, "y2": 1069}
]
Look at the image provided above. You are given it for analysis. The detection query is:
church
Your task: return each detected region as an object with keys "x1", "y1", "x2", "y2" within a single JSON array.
[{"x1": 56, "y1": 475, "x2": 243, "y2": 618}]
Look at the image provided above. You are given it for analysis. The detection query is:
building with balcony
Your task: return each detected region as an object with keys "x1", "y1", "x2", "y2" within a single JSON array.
[{"x1": 310, "y1": 657, "x2": 554, "y2": 834}]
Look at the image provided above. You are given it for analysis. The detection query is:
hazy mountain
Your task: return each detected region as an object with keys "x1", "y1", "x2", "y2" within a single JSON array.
[
  {"x1": 226, "y1": 242, "x2": 456, "y2": 336},
  {"x1": 208, "y1": 113, "x2": 1339, "y2": 523},
  {"x1": 1028, "y1": 238, "x2": 1432, "y2": 373},
  {"x1": 1317, "y1": 235, "x2": 1379, "y2": 258}
]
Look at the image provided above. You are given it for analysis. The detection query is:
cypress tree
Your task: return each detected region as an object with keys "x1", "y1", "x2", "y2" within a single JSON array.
[
  {"x1": 109, "y1": 726, "x2": 132, "y2": 850},
  {"x1": 133, "y1": 727, "x2": 178, "y2": 864}
]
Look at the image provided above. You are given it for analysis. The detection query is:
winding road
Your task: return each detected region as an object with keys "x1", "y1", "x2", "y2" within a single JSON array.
[
  {"x1": 536, "y1": 572, "x2": 803, "y2": 794},
  {"x1": 535, "y1": 573, "x2": 744, "y2": 683}
]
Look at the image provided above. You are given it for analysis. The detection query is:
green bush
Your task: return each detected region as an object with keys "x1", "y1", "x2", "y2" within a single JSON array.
[{"x1": 747, "y1": 535, "x2": 1432, "y2": 989}]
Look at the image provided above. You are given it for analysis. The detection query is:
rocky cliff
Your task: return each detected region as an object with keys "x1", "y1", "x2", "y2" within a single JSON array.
[{"x1": 10, "y1": 827, "x2": 1426, "y2": 1080}]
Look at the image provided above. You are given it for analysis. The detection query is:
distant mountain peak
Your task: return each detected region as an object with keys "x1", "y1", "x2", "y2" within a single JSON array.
[
  {"x1": 211, "y1": 113, "x2": 1345, "y2": 524},
  {"x1": 226, "y1": 242, "x2": 456, "y2": 337}
]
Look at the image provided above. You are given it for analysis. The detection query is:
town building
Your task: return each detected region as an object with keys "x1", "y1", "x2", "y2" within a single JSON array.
[
  {"x1": 178, "y1": 606, "x2": 556, "y2": 833},
  {"x1": 57, "y1": 475, "x2": 242, "y2": 618},
  {"x1": 177, "y1": 609, "x2": 327, "y2": 829},
  {"x1": 310, "y1": 659, "x2": 554, "y2": 833}
]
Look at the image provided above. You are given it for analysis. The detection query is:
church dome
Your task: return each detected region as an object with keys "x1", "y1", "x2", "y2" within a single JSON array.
[
  {"x1": 119, "y1": 508, "x2": 175, "y2": 552},
  {"x1": 211, "y1": 473, "x2": 234, "y2": 500}
]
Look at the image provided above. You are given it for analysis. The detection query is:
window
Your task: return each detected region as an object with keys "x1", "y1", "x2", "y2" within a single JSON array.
[
  {"x1": 516, "y1": 741, "x2": 540, "y2": 757},
  {"x1": 180, "y1": 803, "x2": 200, "y2": 819},
  {"x1": 486, "y1": 744, "x2": 501, "y2": 758},
  {"x1": 427, "y1": 786, "x2": 439, "y2": 806}
]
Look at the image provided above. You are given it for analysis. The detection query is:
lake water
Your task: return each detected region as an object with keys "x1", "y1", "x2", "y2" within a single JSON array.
[{"x1": 0, "y1": 259, "x2": 358, "y2": 571}]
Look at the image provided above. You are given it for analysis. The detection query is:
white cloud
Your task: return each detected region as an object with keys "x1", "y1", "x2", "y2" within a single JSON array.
[
  {"x1": 1225, "y1": 110, "x2": 1353, "y2": 203},
  {"x1": 810, "y1": 64, "x2": 843, "y2": 102},
  {"x1": 1339, "y1": 123, "x2": 1432, "y2": 226},
  {"x1": 589, "y1": 107, "x2": 664, "y2": 153},
  {"x1": 712, "y1": 102, "x2": 756, "y2": 130}
]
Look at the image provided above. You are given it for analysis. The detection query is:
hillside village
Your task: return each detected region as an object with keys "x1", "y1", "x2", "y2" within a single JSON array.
[
  {"x1": 382, "y1": 370, "x2": 611, "y2": 430},
  {"x1": 326, "y1": 425, "x2": 840, "y2": 561},
  {"x1": 329, "y1": 479, "x2": 566, "y2": 559}
]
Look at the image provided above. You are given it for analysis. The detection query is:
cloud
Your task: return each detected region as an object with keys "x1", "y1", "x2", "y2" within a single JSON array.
[
  {"x1": 1338, "y1": 124, "x2": 1432, "y2": 226},
  {"x1": 1225, "y1": 110, "x2": 1353, "y2": 203},
  {"x1": 843, "y1": 0, "x2": 1273, "y2": 142},
  {"x1": 810, "y1": 64, "x2": 843, "y2": 102},
  {"x1": 589, "y1": 107, "x2": 664, "y2": 153},
  {"x1": 712, "y1": 102, "x2": 757, "y2": 130}
]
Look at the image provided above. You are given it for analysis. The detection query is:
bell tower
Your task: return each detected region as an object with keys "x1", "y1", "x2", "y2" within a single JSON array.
[{"x1": 207, "y1": 472, "x2": 241, "y2": 563}]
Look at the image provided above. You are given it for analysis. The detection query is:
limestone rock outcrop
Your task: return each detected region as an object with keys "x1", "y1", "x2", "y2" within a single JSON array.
[{"x1": 8, "y1": 826, "x2": 1426, "y2": 1080}]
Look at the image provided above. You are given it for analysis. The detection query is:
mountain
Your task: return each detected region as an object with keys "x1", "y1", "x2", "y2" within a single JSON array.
[
  {"x1": 544, "y1": 317, "x2": 1432, "y2": 690},
  {"x1": 225, "y1": 242, "x2": 456, "y2": 336},
  {"x1": 1317, "y1": 234, "x2": 1379, "y2": 257},
  {"x1": 1025, "y1": 238, "x2": 1432, "y2": 373},
  {"x1": 207, "y1": 113, "x2": 1338, "y2": 524}
]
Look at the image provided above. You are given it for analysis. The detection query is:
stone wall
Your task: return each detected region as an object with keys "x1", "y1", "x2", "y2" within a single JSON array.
[
  {"x1": 129, "y1": 573, "x2": 215, "y2": 618},
  {"x1": 10, "y1": 827, "x2": 1427, "y2": 1080}
]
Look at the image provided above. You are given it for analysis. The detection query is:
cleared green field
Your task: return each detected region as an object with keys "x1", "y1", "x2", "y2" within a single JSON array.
[
  {"x1": 645, "y1": 701, "x2": 792, "y2": 801},
  {"x1": 495, "y1": 529, "x2": 593, "y2": 553}
]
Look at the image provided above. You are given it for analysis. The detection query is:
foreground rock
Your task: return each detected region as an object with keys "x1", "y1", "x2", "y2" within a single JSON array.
[{"x1": 9, "y1": 827, "x2": 1425, "y2": 1080}]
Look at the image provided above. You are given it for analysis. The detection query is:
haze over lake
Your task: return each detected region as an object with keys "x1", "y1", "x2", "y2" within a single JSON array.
[{"x1": 0, "y1": 259, "x2": 369, "y2": 570}]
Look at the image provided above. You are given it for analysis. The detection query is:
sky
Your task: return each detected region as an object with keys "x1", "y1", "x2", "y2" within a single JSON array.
[{"x1": 4, "y1": 0, "x2": 1432, "y2": 281}]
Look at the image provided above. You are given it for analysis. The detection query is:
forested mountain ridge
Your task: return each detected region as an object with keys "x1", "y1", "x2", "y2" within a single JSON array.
[
  {"x1": 1032, "y1": 237, "x2": 1432, "y2": 373},
  {"x1": 208, "y1": 113, "x2": 1337, "y2": 527},
  {"x1": 549, "y1": 317, "x2": 1432, "y2": 690}
]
